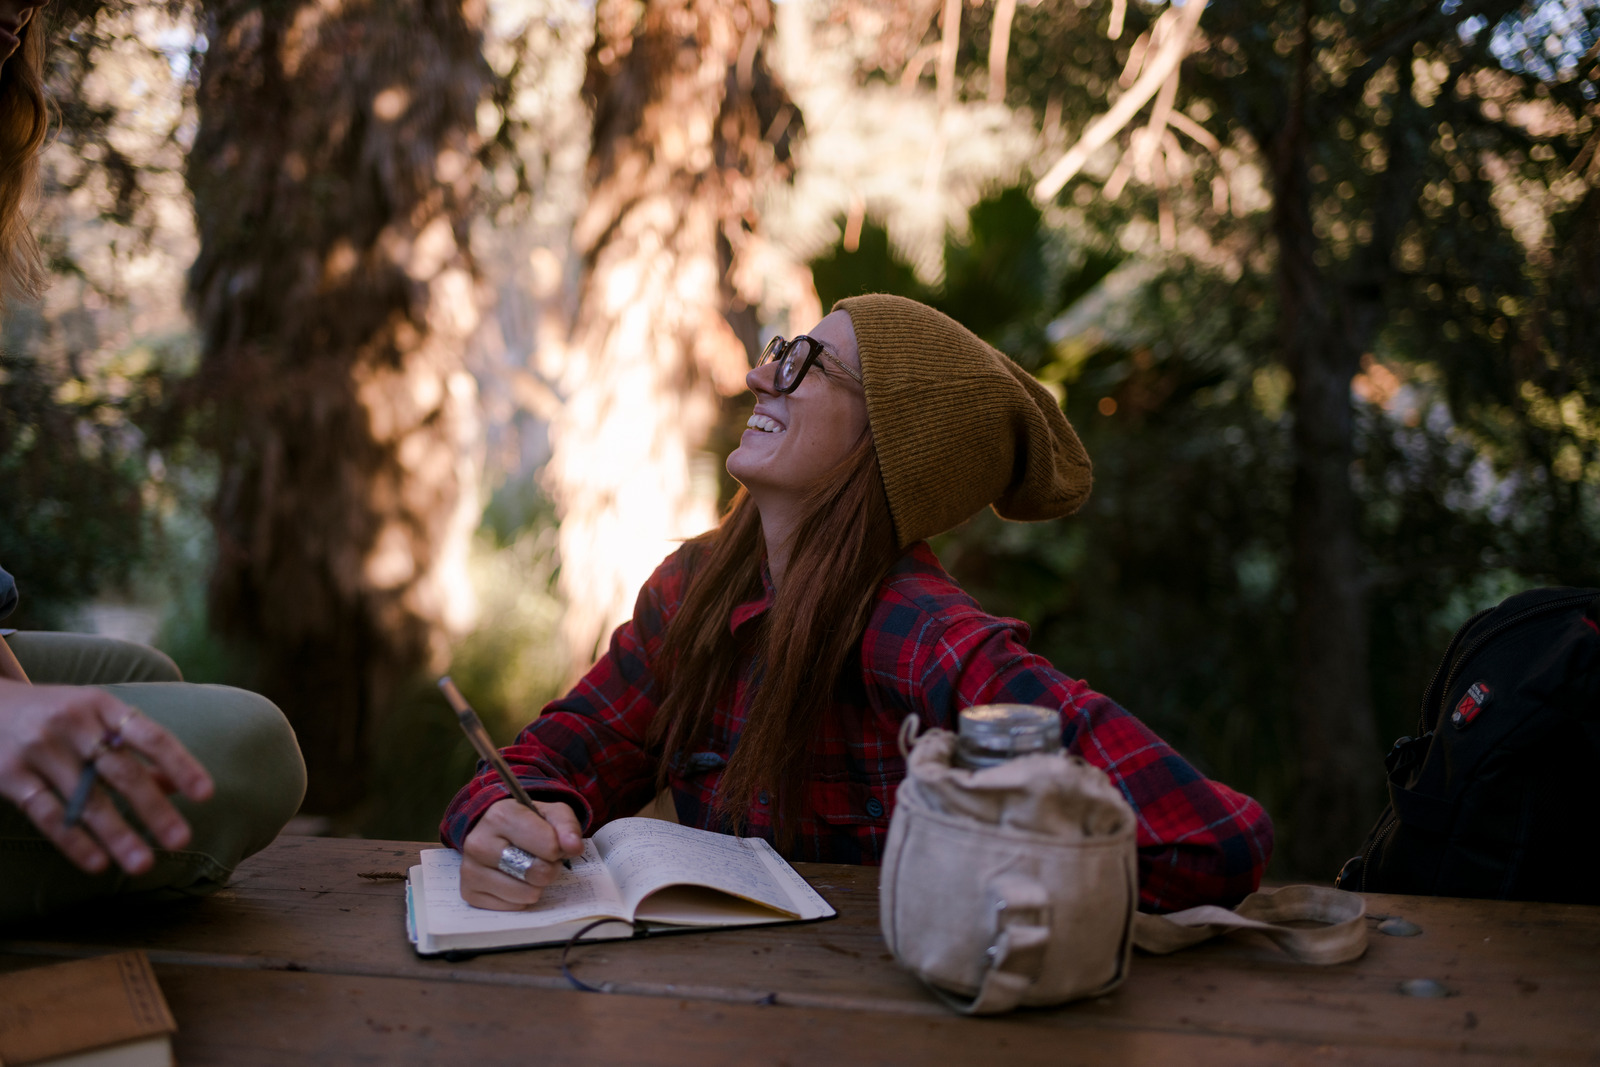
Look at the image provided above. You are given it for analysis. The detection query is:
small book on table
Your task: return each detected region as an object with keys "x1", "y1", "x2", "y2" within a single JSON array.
[{"x1": 0, "y1": 950, "x2": 176, "y2": 1067}]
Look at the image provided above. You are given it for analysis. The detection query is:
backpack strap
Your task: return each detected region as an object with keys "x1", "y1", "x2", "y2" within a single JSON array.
[{"x1": 1132, "y1": 885, "x2": 1368, "y2": 965}]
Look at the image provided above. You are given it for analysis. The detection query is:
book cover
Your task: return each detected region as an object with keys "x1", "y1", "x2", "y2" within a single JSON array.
[{"x1": 0, "y1": 951, "x2": 176, "y2": 1066}]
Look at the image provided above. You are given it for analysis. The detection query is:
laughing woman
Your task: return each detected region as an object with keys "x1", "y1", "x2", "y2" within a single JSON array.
[{"x1": 444, "y1": 295, "x2": 1273, "y2": 913}]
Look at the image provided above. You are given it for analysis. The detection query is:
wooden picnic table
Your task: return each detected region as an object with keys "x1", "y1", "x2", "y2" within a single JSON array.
[{"x1": 2, "y1": 835, "x2": 1596, "y2": 1065}]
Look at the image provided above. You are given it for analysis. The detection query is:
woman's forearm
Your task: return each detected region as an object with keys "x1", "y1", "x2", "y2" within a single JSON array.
[{"x1": 0, "y1": 634, "x2": 28, "y2": 684}]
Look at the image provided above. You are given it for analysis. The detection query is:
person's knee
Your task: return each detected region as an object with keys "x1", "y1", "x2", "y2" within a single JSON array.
[{"x1": 190, "y1": 687, "x2": 307, "y2": 856}]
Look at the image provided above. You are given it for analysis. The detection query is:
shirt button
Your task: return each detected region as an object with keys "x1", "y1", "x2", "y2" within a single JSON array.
[
  {"x1": 865, "y1": 797, "x2": 884, "y2": 818},
  {"x1": 757, "y1": 791, "x2": 769, "y2": 805}
]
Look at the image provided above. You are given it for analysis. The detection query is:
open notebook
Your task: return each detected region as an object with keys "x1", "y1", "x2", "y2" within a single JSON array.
[{"x1": 407, "y1": 817, "x2": 836, "y2": 956}]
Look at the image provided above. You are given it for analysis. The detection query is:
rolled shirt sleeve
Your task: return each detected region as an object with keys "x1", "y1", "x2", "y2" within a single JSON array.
[
  {"x1": 865, "y1": 573, "x2": 1274, "y2": 912},
  {"x1": 440, "y1": 554, "x2": 679, "y2": 849}
]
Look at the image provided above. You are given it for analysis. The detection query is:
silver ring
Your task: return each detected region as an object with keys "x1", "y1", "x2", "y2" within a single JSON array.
[{"x1": 498, "y1": 845, "x2": 536, "y2": 881}]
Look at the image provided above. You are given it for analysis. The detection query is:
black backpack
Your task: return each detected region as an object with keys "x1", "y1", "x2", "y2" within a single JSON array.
[{"x1": 1336, "y1": 586, "x2": 1600, "y2": 903}]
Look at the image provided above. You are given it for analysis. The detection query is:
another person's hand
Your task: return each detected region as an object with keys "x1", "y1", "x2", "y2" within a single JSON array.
[
  {"x1": 459, "y1": 797, "x2": 583, "y2": 909},
  {"x1": 0, "y1": 679, "x2": 214, "y2": 875}
]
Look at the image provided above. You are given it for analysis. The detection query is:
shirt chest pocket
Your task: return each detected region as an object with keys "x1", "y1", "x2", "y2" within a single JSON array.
[{"x1": 809, "y1": 774, "x2": 899, "y2": 827}]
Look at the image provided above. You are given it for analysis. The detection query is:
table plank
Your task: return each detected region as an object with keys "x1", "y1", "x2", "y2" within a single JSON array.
[
  {"x1": 0, "y1": 960, "x2": 1514, "y2": 1067},
  {"x1": 4, "y1": 836, "x2": 1597, "y2": 1062}
]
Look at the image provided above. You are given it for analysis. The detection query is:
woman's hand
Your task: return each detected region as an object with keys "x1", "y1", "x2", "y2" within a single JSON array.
[
  {"x1": 0, "y1": 679, "x2": 214, "y2": 875},
  {"x1": 459, "y1": 797, "x2": 584, "y2": 910}
]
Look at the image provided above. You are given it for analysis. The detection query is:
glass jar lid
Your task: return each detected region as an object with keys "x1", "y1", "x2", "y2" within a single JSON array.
[{"x1": 956, "y1": 704, "x2": 1061, "y2": 759}]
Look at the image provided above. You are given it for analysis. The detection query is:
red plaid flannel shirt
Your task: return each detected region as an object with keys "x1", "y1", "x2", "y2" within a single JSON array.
[{"x1": 441, "y1": 542, "x2": 1273, "y2": 911}]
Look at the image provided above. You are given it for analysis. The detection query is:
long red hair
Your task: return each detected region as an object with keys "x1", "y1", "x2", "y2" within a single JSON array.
[
  {"x1": 651, "y1": 431, "x2": 900, "y2": 848},
  {"x1": 0, "y1": 12, "x2": 48, "y2": 312}
]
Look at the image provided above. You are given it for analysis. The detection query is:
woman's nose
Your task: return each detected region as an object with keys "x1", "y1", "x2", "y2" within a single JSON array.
[{"x1": 746, "y1": 359, "x2": 778, "y2": 396}]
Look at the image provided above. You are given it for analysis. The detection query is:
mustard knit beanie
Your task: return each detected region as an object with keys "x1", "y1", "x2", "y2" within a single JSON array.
[{"x1": 833, "y1": 293, "x2": 1092, "y2": 547}]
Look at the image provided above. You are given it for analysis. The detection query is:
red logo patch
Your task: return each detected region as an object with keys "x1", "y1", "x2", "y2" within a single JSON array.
[{"x1": 1452, "y1": 681, "x2": 1492, "y2": 728}]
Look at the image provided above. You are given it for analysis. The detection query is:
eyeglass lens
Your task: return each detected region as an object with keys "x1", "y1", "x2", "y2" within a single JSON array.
[
  {"x1": 779, "y1": 342, "x2": 806, "y2": 390},
  {"x1": 760, "y1": 336, "x2": 801, "y2": 391}
]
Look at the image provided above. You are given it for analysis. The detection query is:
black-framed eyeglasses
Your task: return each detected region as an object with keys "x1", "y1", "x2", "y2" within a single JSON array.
[{"x1": 756, "y1": 334, "x2": 864, "y2": 394}]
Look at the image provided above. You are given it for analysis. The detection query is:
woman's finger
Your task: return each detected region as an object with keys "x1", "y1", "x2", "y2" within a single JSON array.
[
  {"x1": 461, "y1": 826, "x2": 560, "y2": 889},
  {"x1": 92, "y1": 748, "x2": 192, "y2": 851},
  {"x1": 459, "y1": 849, "x2": 543, "y2": 909},
  {"x1": 479, "y1": 799, "x2": 565, "y2": 863},
  {"x1": 35, "y1": 693, "x2": 107, "y2": 767},
  {"x1": 73, "y1": 779, "x2": 156, "y2": 875},
  {"x1": 462, "y1": 818, "x2": 514, "y2": 870},
  {"x1": 93, "y1": 696, "x2": 213, "y2": 803},
  {"x1": 465, "y1": 868, "x2": 543, "y2": 908},
  {"x1": 533, "y1": 800, "x2": 584, "y2": 857},
  {"x1": 20, "y1": 727, "x2": 96, "y2": 815},
  {"x1": 460, "y1": 883, "x2": 536, "y2": 910},
  {"x1": 0, "y1": 774, "x2": 111, "y2": 874}
]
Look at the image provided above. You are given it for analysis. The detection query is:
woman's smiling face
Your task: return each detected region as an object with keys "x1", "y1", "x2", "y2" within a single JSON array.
[{"x1": 726, "y1": 309, "x2": 868, "y2": 504}]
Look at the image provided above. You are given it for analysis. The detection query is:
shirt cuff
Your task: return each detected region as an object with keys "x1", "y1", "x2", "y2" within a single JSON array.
[{"x1": 443, "y1": 774, "x2": 595, "y2": 849}]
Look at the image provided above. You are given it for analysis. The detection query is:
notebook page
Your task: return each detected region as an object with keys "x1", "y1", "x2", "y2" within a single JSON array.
[
  {"x1": 594, "y1": 818, "x2": 800, "y2": 918},
  {"x1": 748, "y1": 836, "x2": 836, "y2": 920},
  {"x1": 418, "y1": 842, "x2": 625, "y2": 936}
]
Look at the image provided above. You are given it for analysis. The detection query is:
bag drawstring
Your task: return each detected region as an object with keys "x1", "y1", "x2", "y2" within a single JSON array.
[{"x1": 898, "y1": 713, "x2": 921, "y2": 760}]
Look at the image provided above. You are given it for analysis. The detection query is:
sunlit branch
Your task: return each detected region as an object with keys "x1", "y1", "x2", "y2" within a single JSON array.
[
  {"x1": 900, "y1": 43, "x2": 940, "y2": 90},
  {"x1": 937, "y1": 0, "x2": 962, "y2": 110},
  {"x1": 1130, "y1": 64, "x2": 1182, "y2": 183},
  {"x1": 1033, "y1": 0, "x2": 1206, "y2": 203},
  {"x1": 1166, "y1": 107, "x2": 1221, "y2": 155},
  {"x1": 989, "y1": 0, "x2": 1018, "y2": 103}
]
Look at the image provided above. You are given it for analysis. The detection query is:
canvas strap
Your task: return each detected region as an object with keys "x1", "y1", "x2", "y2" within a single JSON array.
[
  {"x1": 943, "y1": 884, "x2": 1366, "y2": 1015},
  {"x1": 1131, "y1": 884, "x2": 1368, "y2": 964}
]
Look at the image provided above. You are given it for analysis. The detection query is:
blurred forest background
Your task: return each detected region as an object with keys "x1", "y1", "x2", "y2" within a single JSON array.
[{"x1": 2, "y1": 0, "x2": 1596, "y2": 877}]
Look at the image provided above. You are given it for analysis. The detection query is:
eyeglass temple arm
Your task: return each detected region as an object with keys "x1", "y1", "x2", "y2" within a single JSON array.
[{"x1": 819, "y1": 348, "x2": 863, "y2": 384}]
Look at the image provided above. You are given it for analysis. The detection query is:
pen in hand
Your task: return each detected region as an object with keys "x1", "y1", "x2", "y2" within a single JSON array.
[
  {"x1": 63, "y1": 709, "x2": 133, "y2": 829},
  {"x1": 438, "y1": 676, "x2": 573, "y2": 870},
  {"x1": 62, "y1": 763, "x2": 98, "y2": 829}
]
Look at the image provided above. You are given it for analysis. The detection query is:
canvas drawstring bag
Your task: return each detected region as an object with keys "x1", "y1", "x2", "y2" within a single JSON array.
[{"x1": 879, "y1": 719, "x2": 1368, "y2": 1015}]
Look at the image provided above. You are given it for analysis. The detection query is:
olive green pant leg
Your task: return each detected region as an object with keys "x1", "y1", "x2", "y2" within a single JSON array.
[
  {"x1": 5, "y1": 631, "x2": 183, "y2": 684},
  {"x1": 0, "y1": 682, "x2": 306, "y2": 922}
]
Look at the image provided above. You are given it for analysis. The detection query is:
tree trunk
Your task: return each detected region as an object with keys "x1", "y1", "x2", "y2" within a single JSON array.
[
  {"x1": 187, "y1": 0, "x2": 487, "y2": 813},
  {"x1": 550, "y1": 0, "x2": 800, "y2": 666},
  {"x1": 1271, "y1": 3, "x2": 1379, "y2": 878}
]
